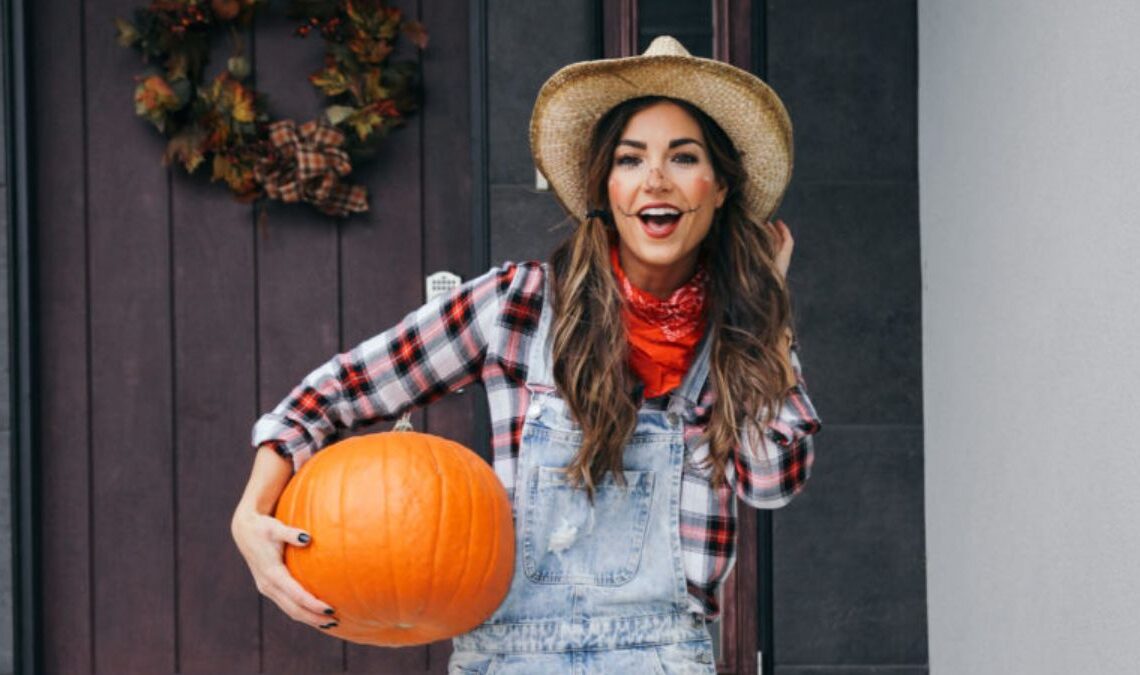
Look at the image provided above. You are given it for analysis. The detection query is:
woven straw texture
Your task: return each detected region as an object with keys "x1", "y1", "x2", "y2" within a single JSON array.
[{"x1": 530, "y1": 36, "x2": 794, "y2": 225}]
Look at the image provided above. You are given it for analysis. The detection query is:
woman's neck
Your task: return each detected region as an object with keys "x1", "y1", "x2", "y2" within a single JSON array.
[{"x1": 616, "y1": 246, "x2": 700, "y2": 299}]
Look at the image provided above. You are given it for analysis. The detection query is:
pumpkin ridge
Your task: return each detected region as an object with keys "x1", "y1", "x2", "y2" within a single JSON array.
[
  {"x1": 472, "y1": 452, "x2": 505, "y2": 624},
  {"x1": 381, "y1": 437, "x2": 404, "y2": 626},
  {"x1": 426, "y1": 436, "x2": 473, "y2": 632},
  {"x1": 298, "y1": 460, "x2": 321, "y2": 599},
  {"x1": 338, "y1": 445, "x2": 369, "y2": 632},
  {"x1": 424, "y1": 434, "x2": 447, "y2": 632},
  {"x1": 465, "y1": 453, "x2": 497, "y2": 629}
]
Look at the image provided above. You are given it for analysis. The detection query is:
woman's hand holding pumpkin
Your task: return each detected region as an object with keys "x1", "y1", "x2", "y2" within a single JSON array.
[{"x1": 231, "y1": 445, "x2": 338, "y2": 629}]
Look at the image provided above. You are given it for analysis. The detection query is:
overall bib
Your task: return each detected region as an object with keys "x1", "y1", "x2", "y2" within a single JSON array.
[{"x1": 449, "y1": 291, "x2": 717, "y2": 675}]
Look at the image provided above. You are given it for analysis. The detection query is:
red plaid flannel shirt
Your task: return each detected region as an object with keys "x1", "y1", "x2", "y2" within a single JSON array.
[{"x1": 252, "y1": 261, "x2": 822, "y2": 620}]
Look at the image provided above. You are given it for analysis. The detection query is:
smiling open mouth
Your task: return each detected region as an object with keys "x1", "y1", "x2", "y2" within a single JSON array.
[{"x1": 638, "y1": 206, "x2": 682, "y2": 227}]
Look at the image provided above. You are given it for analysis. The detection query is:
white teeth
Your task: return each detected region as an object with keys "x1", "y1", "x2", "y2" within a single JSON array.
[{"x1": 639, "y1": 207, "x2": 681, "y2": 216}]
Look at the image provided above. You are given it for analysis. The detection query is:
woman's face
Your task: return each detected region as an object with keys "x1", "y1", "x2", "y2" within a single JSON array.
[{"x1": 607, "y1": 101, "x2": 727, "y2": 297}]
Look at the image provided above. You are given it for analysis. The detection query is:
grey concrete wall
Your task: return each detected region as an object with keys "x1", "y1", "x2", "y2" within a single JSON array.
[{"x1": 919, "y1": 1, "x2": 1140, "y2": 673}]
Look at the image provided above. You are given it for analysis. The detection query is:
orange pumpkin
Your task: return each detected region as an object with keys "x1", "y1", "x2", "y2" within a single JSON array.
[{"x1": 275, "y1": 431, "x2": 515, "y2": 646}]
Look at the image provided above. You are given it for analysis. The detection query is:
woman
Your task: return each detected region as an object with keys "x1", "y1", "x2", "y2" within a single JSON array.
[{"x1": 232, "y1": 36, "x2": 822, "y2": 673}]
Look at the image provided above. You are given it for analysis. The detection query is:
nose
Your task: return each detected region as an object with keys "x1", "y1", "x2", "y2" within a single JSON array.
[{"x1": 643, "y1": 165, "x2": 670, "y2": 192}]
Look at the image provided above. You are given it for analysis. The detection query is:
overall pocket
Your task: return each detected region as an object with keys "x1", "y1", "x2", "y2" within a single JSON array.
[{"x1": 521, "y1": 465, "x2": 655, "y2": 586}]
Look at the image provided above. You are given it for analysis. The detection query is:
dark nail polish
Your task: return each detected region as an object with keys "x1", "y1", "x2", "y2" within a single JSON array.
[
  {"x1": 324, "y1": 608, "x2": 335, "y2": 615},
  {"x1": 297, "y1": 532, "x2": 311, "y2": 544}
]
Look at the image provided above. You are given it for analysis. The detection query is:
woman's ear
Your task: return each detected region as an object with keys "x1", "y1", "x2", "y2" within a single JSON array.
[{"x1": 715, "y1": 178, "x2": 728, "y2": 209}]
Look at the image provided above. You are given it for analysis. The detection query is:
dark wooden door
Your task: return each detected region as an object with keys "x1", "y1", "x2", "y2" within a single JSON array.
[{"x1": 31, "y1": 0, "x2": 475, "y2": 672}]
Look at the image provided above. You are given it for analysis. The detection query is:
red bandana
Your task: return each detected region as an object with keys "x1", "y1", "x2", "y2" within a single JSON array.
[{"x1": 609, "y1": 244, "x2": 709, "y2": 399}]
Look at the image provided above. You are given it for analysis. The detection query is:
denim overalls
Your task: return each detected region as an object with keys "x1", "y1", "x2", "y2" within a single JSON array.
[{"x1": 448, "y1": 288, "x2": 717, "y2": 675}]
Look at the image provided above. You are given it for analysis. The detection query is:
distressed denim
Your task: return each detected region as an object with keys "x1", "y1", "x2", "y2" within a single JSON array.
[{"x1": 449, "y1": 300, "x2": 716, "y2": 674}]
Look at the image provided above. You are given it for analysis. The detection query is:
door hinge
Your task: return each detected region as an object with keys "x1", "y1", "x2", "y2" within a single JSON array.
[
  {"x1": 424, "y1": 271, "x2": 465, "y2": 395},
  {"x1": 425, "y1": 270, "x2": 461, "y2": 302}
]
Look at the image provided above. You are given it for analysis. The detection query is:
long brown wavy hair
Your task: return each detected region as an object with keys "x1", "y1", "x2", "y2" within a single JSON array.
[{"x1": 548, "y1": 95, "x2": 796, "y2": 497}]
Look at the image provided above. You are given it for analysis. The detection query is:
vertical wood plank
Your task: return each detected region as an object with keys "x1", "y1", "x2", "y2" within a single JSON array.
[
  {"x1": 253, "y1": 7, "x2": 347, "y2": 672},
  {"x1": 339, "y1": 0, "x2": 427, "y2": 668},
  {"x1": 85, "y1": 0, "x2": 176, "y2": 670},
  {"x1": 171, "y1": 28, "x2": 261, "y2": 669},
  {"x1": 420, "y1": 0, "x2": 474, "y2": 441},
  {"x1": 33, "y1": 0, "x2": 93, "y2": 670},
  {"x1": 418, "y1": 0, "x2": 474, "y2": 670}
]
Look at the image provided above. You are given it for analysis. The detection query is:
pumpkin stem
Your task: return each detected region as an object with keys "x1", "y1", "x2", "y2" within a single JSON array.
[{"x1": 393, "y1": 412, "x2": 414, "y2": 431}]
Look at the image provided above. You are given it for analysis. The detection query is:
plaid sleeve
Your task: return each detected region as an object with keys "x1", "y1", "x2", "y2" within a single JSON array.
[
  {"x1": 731, "y1": 344, "x2": 823, "y2": 508},
  {"x1": 251, "y1": 263, "x2": 519, "y2": 472}
]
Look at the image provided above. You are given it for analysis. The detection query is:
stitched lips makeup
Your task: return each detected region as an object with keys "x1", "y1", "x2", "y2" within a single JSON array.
[{"x1": 627, "y1": 202, "x2": 694, "y2": 239}]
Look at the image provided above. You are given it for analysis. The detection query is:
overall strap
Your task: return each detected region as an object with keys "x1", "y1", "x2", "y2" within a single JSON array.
[
  {"x1": 524, "y1": 263, "x2": 557, "y2": 388},
  {"x1": 669, "y1": 329, "x2": 713, "y2": 415}
]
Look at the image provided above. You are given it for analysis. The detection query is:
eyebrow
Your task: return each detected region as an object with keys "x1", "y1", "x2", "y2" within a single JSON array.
[{"x1": 616, "y1": 137, "x2": 704, "y2": 150}]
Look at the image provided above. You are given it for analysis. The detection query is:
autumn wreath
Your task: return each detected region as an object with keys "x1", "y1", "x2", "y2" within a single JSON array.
[{"x1": 117, "y1": 0, "x2": 428, "y2": 218}]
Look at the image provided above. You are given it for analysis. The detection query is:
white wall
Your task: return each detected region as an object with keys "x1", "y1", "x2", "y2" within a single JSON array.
[{"x1": 919, "y1": 1, "x2": 1140, "y2": 673}]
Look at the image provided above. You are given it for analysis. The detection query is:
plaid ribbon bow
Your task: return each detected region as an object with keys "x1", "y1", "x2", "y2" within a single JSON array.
[{"x1": 255, "y1": 118, "x2": 369, "y2": 217}]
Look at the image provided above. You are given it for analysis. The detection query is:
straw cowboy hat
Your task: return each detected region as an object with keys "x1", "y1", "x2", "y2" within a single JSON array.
[{"x1": 530, "y1": 35, "x2": 794, "y2": 226}]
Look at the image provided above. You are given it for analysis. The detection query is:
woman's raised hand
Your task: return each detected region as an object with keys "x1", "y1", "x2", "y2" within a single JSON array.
[
  {"x1": 765, "y1": 218, "x2": 794, "y2": 281},
  {"x1": 231, "y1": 445, "x2": 338, "y2": 630}
]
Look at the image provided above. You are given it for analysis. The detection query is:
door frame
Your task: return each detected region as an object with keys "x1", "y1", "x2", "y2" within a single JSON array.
[{"x1": 7, "y1": 0, "x2": 43, "y2": 671}]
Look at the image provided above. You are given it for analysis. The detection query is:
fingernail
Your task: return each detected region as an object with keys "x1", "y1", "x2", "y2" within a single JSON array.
[
  {"x1": 324, "y1": 608, "x2": 335, "y2": 615},
  {"x1": 297, "y1": 532, "x2": 311, "y2": 544}
]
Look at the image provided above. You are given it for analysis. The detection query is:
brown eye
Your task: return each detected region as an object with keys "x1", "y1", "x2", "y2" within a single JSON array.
[
  {"x1": 614, "y1": 155, "x2": 641, "y2": 167},
  {"x1": 673, "y1": 152, "x2": 699, "y2": 165}
]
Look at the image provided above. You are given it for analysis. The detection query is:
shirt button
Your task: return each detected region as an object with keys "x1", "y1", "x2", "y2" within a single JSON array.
[
  {"x1": 667, "y1": 412, "x2": 681, "y2": 427},
  {"x1": 527, "y1": 402, "x2": 543, "y2": 419}
]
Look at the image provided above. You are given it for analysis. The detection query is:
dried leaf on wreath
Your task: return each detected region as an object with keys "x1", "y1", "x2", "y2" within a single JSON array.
[
  {"x1": 134, "y1": 75, "x2": 180, "y2": 131},
  {"x1": 165, "y1": 128, "x2": 208, "y2": 173},
  {"x1": 378, "y1": 7, "x2": 402, "y2": 40},
  {"x1": 401, "y1": 20, "x2": 428, "y2": 49},
  {"x1": 348, "y1": 109, "x2": 384, "y2": 141},
  {"x1": 348, "y1": 35, "x2": 393, "y2": 64},
  {"x1": 325, "y1": 105, "x2": 356, "y2": 126},
  {"x1": 114, "y1": 18, "x2": 140, "y2": 47},
  {"x1": 362, "y1": 69, "x2": 389, "y2": 102},
  {"x1": 310, "y1": 66, "x2": 351, "y2": 97},
  {"x1": 166, "y1": 52, "x2": 190, "y2": 81}
]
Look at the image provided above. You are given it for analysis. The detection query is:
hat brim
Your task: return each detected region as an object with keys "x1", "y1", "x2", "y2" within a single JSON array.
[{"x1": 530, "y1": 52, "x2": 794, "y2": 225}]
